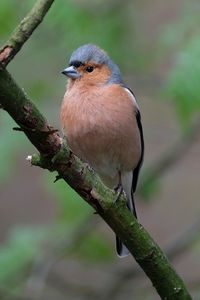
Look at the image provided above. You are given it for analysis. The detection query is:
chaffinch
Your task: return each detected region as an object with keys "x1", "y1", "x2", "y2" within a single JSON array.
[{"x1": 60, "y1": 44, "x2": 144, "y2": 257}]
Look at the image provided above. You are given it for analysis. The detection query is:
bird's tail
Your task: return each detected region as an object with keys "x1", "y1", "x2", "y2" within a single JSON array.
[{"x1": 116, "y1": 193, "x2": 137, "y2": 257}]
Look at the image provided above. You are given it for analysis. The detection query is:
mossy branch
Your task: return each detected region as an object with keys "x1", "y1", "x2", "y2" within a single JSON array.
[
  {"x1": 0, "y1": 0, "x2": 55, "y2": 66},
  {"x1": 0, "y1": 67, "x2": 192, "y2": 300}
]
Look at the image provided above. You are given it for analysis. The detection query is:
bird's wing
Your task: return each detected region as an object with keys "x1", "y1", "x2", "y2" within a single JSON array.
[
  {"x1": 125, "y1": 87, "x2": 144, "y2": 193},
  {"x1": 132, "y1": 108, "x2": 144, "y2": 192},
  {"x1": 116, "y1": 86, "x2": 145, "y2": 257}
]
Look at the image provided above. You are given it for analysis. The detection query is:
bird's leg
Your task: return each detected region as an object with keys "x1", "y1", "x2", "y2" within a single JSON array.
[{"x1": 114, "y1": 171, "x2": 124, "y2": 203}]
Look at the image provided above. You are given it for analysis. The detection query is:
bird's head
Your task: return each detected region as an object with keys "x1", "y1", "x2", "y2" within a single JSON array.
[{"x1": 61, "y1": 44, "x2": 123, "y2": 86}]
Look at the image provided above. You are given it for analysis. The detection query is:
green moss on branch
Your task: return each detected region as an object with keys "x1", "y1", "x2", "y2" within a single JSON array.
[
  {"x1": 0, "y1": 0, "x2": 55, "y2": 66},
  {"x1": 0, "y1": 68, "x2": 61, "y2": 157}
]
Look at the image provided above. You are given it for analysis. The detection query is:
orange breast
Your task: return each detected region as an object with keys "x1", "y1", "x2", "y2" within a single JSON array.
[{"x1": 60, "y1": 82, "x2": 141, "y2": 180}]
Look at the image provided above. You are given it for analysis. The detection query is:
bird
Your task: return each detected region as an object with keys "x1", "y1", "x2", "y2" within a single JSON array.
[{"x1": 60, "y1": 44, "x2": 144, "y2": 257}]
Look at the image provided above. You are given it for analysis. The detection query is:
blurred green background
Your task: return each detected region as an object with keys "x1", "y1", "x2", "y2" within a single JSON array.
[{"x1": 1, "y1": 0, "x2": 200, "y2": 299}]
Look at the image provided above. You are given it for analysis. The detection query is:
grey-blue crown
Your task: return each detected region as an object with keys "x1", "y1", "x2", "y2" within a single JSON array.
[{"x1": 69, "y1": 44, "x2": 123, "y2": 84}]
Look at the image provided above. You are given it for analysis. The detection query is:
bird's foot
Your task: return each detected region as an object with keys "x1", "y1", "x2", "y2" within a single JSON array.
[
  {"x1": 114, "y1": 183, "x2": 124, "y2": 203},
  {"x1": 86, "y1": 163, "x2": 95, "y2": 174}
]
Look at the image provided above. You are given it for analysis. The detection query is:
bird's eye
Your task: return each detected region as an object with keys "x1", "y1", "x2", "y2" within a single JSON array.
[{"x1": 85, "y1": 66, "x2": 94, "y2": 73}]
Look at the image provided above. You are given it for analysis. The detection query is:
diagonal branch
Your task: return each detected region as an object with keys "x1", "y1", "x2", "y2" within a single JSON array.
[
  {"x1": 102, "y1": 218, "x2": 200, "y2": 300},
  {"x1": 0, "y1": 0, "x2": 55, "y2": 66},
  {"x1": 0, "y1": 67, "x2": 192, "y2": 300}
]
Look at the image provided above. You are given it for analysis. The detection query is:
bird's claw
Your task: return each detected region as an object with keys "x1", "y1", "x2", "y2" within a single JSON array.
[{"x1": 114, "y1": 183, "x2": 124, "y2": 203}]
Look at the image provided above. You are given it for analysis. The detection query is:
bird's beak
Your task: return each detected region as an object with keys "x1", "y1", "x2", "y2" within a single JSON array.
[{"x1": 61, "y1": 66, "x2": 80, "y2": 79}]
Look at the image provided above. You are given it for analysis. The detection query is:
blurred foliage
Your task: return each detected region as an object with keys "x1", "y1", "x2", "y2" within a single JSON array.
[
  {"x1": 0, "y1": 226, "x2": 46, "y2": 296},
  {"x1": 45, "y1": 175, "x2": 114, "y2": 261},
  {"x1": 165, "y1": 36, "x2": 200, "y2": 127},
  {"x1": 76, "y1": 232, "x2": 114, "y2": 262},
  {"x1": 45, "y1": 174, "x2": 92, "y2": 226},
  {"x1": 161, "y1": 1, "x2": 200, "y2": 128},
  {"x1": 166, "y1": 36, "x2": 200, "y2": 127},
  {"x1": 0, "y1": 0, "x2": 18, "y2": 37},
  {"x1": 160, "y1": 1, "x2": 200, "y2": 51},
  {"x1": 138, "y1": 171, "x2": 160, "y2": 200},
  {"x1": 0, "y1": 112, "x2": 27, "y2": 182}
]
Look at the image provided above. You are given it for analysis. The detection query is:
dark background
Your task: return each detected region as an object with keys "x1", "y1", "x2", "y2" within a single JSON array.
[{"x1": 0, "y1": 0, "x2": 200, "y2": 299}]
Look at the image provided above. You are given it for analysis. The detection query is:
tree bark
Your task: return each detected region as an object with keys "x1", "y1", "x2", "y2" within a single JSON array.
[{"x1": 0, "y1": 0, "x2": 55, "y2": 66}]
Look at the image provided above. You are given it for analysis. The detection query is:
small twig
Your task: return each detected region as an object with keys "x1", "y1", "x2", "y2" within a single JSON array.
[
  {"x1": 53, "y1": 174, "x2": 62, "y2": 183},
  {"x1": 26, "y1": 155, "x2": 33, "y2": 163},
  {"x1": 0, "y1": 0, "x2": 55, "y2": 66},
  {"x1": 13, "y1": 127, "x2": 24, "y2": 131}
]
